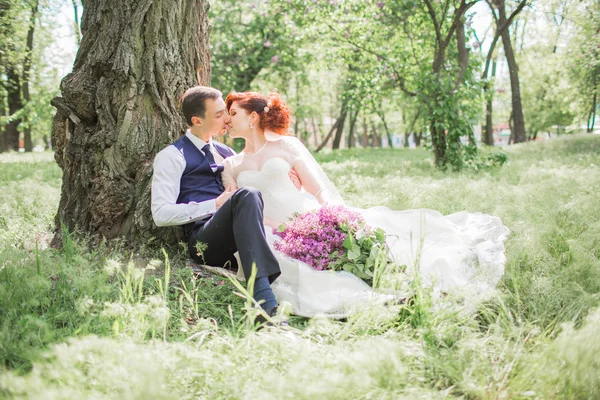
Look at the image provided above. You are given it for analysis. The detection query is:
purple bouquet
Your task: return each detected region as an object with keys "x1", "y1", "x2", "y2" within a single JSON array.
[{"x1": 274, "y1": 205, "x2": 388, "y2": 283}]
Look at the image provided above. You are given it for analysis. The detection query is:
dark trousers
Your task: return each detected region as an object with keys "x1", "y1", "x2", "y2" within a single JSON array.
[{"x1": 186, "y1": 188, "x2": 281, "y2": 283}]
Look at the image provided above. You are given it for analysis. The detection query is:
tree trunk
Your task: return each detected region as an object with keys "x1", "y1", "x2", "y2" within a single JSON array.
[
  {"x1": 530, "y1": 130, "x2": 538, "y2": 141},
  {"x1": 51, "y1": 0, "x2": 211, "y2": 248},
  {"x1": 483, "y1": 58, "x2": 497, "y2": 146},
  {"x1": 508, "y1": 112, "x2": 514, "y2": 145},
  {"x1": 370, "y1": 122, "x2": 381, "y2": 148},
  {"x1": 22, "y1": 1, "x2": 39, "y2": 153},
  {"x1": 588, "y1": 92, "x2": 597, "y2": 133},
  {"x1": 376, "y1": 108, "x2": 393, "y2": 148},
  {"x1": 4, "y1": 66, "x2": 22, "y2": 151},
  {"x1": 430, "y1": 48, "x2": 448, "y2": 166},
  {"x1": 406, "y1": 110, "x2": 420, "y2": 148},
  {"x1": 315, "y1": 115, "x2": 341, "y2": 152},
  {"x1": 311, "y1": 117, "x2": 319, "y2": 147},
  {"x1": 347, "y1": 107, "x2": 358, "y2": 148},
  {"x1": 331, "y1": 100, "x2": 348, "y2": 150},
  {"x1": 0, "y1": 89, "x2": 5, "y2": 153},
  {"x1": 430, "y1": 121, "x2": 447, "y2": 165},
  {"x1": 361, "y1": 117, "x2": 368, "y2": 147},
  {"x1": 415, "y1": 132, "x2": 423, "y2": 147},
  {"x1": 499, "y1": 7, "x2": 526, "y2": 143}
]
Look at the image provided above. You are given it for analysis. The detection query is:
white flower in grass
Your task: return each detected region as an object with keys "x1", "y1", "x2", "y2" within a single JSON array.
[
  {"x1": 145, "y1": 259, "x2": 162, "y2": 270},
  {"x1": 76, "y1": 296, "x2": 95, "y2": 315},
  {"x1": 104, "y1": 259, "x2": 121, "y2": 276}
]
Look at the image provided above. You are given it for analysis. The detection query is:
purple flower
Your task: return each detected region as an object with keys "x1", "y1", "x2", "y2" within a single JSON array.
[
  {"x1": 274, "y1": 205, "x2": 366, "y2": 271},
  {"x1": 264, "y1": 40, "x2": 272, "y2": 47},
  {"x1": 376, "y1": 1, "x2": 384, "y2": 9}
]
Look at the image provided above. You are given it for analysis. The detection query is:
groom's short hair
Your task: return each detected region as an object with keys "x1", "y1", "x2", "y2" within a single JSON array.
[{"x1": 181, "y1": 86, "x2": 222, "y2": 126}]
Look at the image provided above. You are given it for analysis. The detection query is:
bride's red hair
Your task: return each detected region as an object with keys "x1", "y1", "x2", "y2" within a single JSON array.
[{"x1": 225, "y1": 91, "x2": 291, "y2": 135}]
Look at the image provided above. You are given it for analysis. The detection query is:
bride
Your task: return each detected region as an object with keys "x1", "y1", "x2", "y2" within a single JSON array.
[{"x1": 221, "y1": 91, "x2": 510, "y2": 317}]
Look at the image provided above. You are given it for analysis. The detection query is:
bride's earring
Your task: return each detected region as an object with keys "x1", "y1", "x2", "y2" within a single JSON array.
[{"x1": 250, "y1": 122, "x2": 253, "y2": 129}]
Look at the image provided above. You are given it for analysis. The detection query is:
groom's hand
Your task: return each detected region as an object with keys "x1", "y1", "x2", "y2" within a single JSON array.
[
  {"x1": 288, "y1": 169, "x2": 302, "y2": 191},
  {"x1": 216, "y1": 185, "x2": 234, "y2": 210}
]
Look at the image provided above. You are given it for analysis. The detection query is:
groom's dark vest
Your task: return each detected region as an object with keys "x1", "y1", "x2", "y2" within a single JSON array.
[{"x1": 172, "y1": 136, "x2": 234, "y2": 232}]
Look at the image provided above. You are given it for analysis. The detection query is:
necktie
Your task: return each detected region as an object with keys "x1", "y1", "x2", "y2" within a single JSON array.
[{"x1": 202, "y1": 144, "x2": 225, "y2": 192}]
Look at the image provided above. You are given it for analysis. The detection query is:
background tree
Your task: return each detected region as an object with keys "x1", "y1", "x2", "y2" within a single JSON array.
[
  {"x1": 488, "y1": 0, "x2": 527, "y2": 143},
  {"x1": 50, "y1": 0, "x2": 211, "y2": 246}
]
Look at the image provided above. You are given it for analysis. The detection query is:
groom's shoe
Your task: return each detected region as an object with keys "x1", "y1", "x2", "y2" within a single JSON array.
[{"x1": 255, "y1": 306, "x2": 290, "y2": 328}]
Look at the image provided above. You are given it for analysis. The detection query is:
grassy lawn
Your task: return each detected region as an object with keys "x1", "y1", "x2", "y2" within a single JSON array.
[{"x1": 1, "y1": 135, "x2": 599, "y2": 399}]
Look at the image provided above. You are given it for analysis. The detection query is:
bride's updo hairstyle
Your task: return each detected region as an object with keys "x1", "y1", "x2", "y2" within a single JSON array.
[{"x1": 225, "y1": 91, "x2": 292, "y2": 135}]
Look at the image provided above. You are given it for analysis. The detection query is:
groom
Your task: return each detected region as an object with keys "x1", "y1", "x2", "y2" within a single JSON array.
[{"x1": 151, "y1": 86, "x2": 281, "y2": 317}]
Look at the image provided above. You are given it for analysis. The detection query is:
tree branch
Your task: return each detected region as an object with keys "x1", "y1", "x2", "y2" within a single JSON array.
[
  {"x1": 423, "y1": 0, "x2": 443, "y2": 46},
  {"x1": 482, "y1": 0, "x2": 529, "y2": 79},
  {"x1": 323, "y1": 20, "x2": 417, "y2": 97}
]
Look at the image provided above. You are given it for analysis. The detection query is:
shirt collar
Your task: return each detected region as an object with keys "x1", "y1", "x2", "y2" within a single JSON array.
[{"x1": 185, "y1": 130, "x2": 213, "y2": 152}]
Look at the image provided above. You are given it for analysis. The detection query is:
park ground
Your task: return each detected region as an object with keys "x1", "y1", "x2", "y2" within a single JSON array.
[{"x1": 1, "y1": 135, "x2": 599, "y2": 399}]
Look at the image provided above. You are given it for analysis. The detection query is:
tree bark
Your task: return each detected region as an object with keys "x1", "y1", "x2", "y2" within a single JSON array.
[
  {"x1": 376, "y1": 107, "x2": 393, "y2": 148},
  {"x1": 415, "y1": 132, "x2": 423, "y2": 147},
  {"x1": 22, "y1": 1, "x2": 39, "y2": 153},
  {"x1": 4, "y1": 66, "x2": 22, "y2": 151},
  {"x1": 0, "y1": 89, "x2": 5, "y2": 153},
  {"x1": 51, "y1": 0, "x2": 211, "y2": 248},
  {"x1": 331, "y1": 99, "x2": 348, "y2": 150},
  {"x1": 361, "y1": 117, "x2": 368, "y2": 147},
  {"x1": 588, "y1": 92, "x2": 597, "y2": 133},
  {"x1": 482, "y1": 59, "x2": 497, "y2": 145},
  {"x1": 497, "y1": 2, "x2": 526, "y2": 143},
  {"x1": 315, "y1": 115, "x2": 341, "y2": 152},
  {"x1": 371, "y1": 122, "x2": 381, "y2": 148},
  {"x1": 346, "y1": 107, "x2": 358, "y2": 148},
  {"x1": 311, "y1": 117, "x2": 319, "y2": 146}
]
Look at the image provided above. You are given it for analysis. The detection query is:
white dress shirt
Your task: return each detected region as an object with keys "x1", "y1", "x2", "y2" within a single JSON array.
[{"x1": 151, "y1": 131, "x2": 232, "y2": 227}]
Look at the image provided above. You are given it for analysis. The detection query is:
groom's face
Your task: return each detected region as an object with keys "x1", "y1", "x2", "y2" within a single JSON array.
[{"x1": 197, "y1": 97, "x2": 230, "y2": 137}]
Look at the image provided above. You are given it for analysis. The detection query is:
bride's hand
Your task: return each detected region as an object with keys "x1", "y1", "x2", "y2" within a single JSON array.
[
  {"x1": 288, "y1": 169, "x2": 302, "y2": 191},
  {"x1": 216, "y1": 185, "x2": 234, "y2": 210}
]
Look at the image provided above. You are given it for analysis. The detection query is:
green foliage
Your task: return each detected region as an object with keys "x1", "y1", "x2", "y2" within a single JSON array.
[
  {"x1": 332, "y1": 224, "x2": 395, "y2": 284},
  {"x1": 273, "y1": 0, "x2": 483, "y2": 168},
  {"x1": 209, "y1": 0, "x2": 311, "y2": 94}
]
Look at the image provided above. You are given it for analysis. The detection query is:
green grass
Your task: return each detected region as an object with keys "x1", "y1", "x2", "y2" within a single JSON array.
[{"x1": 1, "y1": 135, "x2": 600, "y2": 399}]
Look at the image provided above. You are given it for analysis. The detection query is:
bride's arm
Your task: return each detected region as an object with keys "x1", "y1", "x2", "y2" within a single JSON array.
[
  {"x1": 221, "y1": 159, "x2": 238, "y2": 191},
  {"x1": 292, "y1": 161, "x2": 331, "y2": 205}
]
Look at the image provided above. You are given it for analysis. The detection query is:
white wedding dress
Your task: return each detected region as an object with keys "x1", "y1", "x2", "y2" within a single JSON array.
[{"x1": 223, "y1": 135, "x2": 510, "y2": 317}]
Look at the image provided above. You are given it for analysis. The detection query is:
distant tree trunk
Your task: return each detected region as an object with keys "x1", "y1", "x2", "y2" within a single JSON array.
[
  {"x1": 22, "y1": 0, "x2": 39, "y2": 152},
  {"x1": 508, "y1": 112, "x2": 514, "y2": 145},
  {"x1": 331, "y1": 99, "x2": 348, "y2": 150},
  {"x1": 0, "y1": 0, "x2": 9, "y2": 153},
  {"x1": 483, "y1": 0, "x2": 527, "y2": 146},
  {"x1": 376, "y1": 108, "x2": 393, "y2": 148},
  {"x1": 482, "y1": 58, "x2": 497, "y2": 145},
  {"x1": 311, "y1": 117, "x2": 319, "y2": 146},
  {"x1": 50, "y1": 0, "x2": 211, "y2": 247},
  {"x1": 0, "y1": 89, "x2": 5, "y2": 152},
  {"x1": 405, "y1": 110, "x2": 420, "y2": 148},
  {"x1": 371, "y1": 122, "x2": 381, "y2": 148},
  {"x1": 530, "y1": 130, "x2": 538, "y2": 141},
  {"x1": 498, "y1": 4, "x2": 526, "y2": 143},
  {"x1": 4, "y1": 66, "x2": 22, "y2": 151},
  {"x1": 415, "y1": 132, "x2": 423, "y2": 147},
  {"x1": 346, "y1": 107, "x2": 358, "y2": 148},
  {"x1": 315, "y1": 115, "x2": 341, "y2": 152},
  {"x1": 588, "y1": 92, "x2": 597, "y2": 133},
  {"x1": 361, "y1": 117, "x2": 368, "y2": 147}
]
